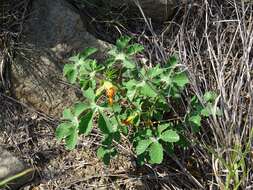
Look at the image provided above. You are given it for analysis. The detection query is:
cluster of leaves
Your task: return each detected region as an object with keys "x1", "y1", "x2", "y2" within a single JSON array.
[
  {"x1": 188, "y1": 91, "x2": 221, "y2": 133},
  {"x1": 56, "y1": 36, "x2": 218, "y2": 165}
]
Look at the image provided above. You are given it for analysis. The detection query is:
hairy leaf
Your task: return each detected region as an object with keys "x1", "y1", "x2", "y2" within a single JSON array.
[
  {"x1": 65, "y1": 127, "x2": 78, "y2": 150},
  {"x1": 203, "y1": 91, "x2": 217, "y2": 102},
  {"x1": 64, "y1": 64, "x2": 78, "y2": 84},
  {"x1": 146, "y1": 65, "x2": 164, "y2": 79},
  {"x1": 189, "y1": 114, "x2": 201, "y2": 126},
  {"x1": 63, "y1": 64, "x2": 75, "y2": 76},
  {"x1": 173, "y1": 72, "x2": 189, "y2": 88},
  {"x1": 157, "y1": 124, "x2": 170, "y2": 136},
  {"x1": 122, "y1": 58, "x2": 136, "y2": 69},
  {"x1": 73, "y1": 103, "x2": 89, "y2": 117},
  {"x1": 98, "y1": 112, "x2": 111, "y2": 134},
  {"x1": 62, "y1": 108, "x2": 74, "y2": 120},
  {"x1": 126, "y1": 44, "x2": 144, "y2": 55},
  {"x1": 116, "y1": 36, "x2": 131, "y2": 50},
  {"x1": 136, "y1": 139, "x2": 152, "y2": 155},
  {"x1": 149, "y1": 142, "x2": 163, "y2": 164},
  {"x1": 79, "y1": 111, "x2": 94, "y2": 135},
  {"x1": 83, "y1": 88, "x2": 95, "y2": 102},
  {"x1": 56, "y1": 123, "x2": 73, "y2": 141},
  {"x1": 160, "y1": 130, "x2": 180, "y2": 143},
  {"x1": 139, "y1": 82, "x2": 157, "y2": 98},
  {"x1": 167, "y1": 55, "x2": 178, "y2": 67},
  {"x1": 97, "y1": 146, "x2": 108, "y2": 159}
]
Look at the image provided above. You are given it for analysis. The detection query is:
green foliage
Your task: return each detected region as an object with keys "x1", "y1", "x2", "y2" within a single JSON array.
[
  {"x1": 56, "y1": 36, "x2": 220, "y2": 165},
  {"x1": 188, "y1": 91, "x2": 220, "y2": 133}
]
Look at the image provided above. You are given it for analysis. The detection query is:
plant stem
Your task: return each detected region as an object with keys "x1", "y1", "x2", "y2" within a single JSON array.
[{"x1": 0, "y1": 168, "x2": 35, "y2": 187}]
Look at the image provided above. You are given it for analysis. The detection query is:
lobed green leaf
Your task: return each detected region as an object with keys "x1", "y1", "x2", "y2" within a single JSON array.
[
  {"x1": 189, "y1": 114, "x2": 202, "y2": 126},
  {"x1": 173, "y1": 72, "x2": 189, "y2": 88},
  {"x1": 116, "y1": 36, "x2": 131, "y2": 50},
  {"x1": 126, "y1": 44, "x2": 144, "y2": 55},
  {"x1": 139, "y1": 82, "x2": 157, "y2": 98},
  {"x1": 63, "y1": 64, "x2": 78, "y2": 84}
]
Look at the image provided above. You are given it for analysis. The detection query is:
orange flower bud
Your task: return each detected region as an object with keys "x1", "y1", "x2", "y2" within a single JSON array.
[
  {"x1": 106, "y1": 87, "x2": 116, "y2": 106},
  {"x1": 121, "y1": 119, "x2": 132, "y2": 125},
  {"x1": 108, "y1": 97, "x2": 113, "y2": 106},
  {"x1": 106, "y1": 87, "x2": 116, "y2": 98}
]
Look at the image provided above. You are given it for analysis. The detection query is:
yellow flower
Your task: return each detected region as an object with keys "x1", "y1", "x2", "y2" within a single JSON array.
[{"x1": 121, "y1": 113, "x2": 139, "y2": 126}]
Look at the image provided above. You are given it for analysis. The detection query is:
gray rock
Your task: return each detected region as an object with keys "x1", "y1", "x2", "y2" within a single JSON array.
[
  {"x1": 12, "y1": 0, "x2": 110, "y2": 117},
  {"x1": 0, "y1": 147, "x2": 24, "y2": 180},
  {"x1": 0, "y1": 147, "x2": 34, "y2": 189},
  {"x1": 23, "y1": 0, "x2": 109, "y2": 52},
  {"x1": 111, "y1": 0, "x2": 178, "y2": 21}
]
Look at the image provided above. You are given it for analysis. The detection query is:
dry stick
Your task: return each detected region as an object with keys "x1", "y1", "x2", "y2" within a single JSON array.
[
  {"x1": 204, "y1": 0, "x2": 220, "y2": 149},
  {"x1": 204, "y1": 1, "x2": 227, "y2": 187},
  {"x1": 0, "y1": 92, "x2": 56, "y2": 123},
  {"x1": 239, "y1": 8, "x2": 253, "y2": 143},
  {"x1": 170, "y1": 155, "x2": 204, "y2": 189},
  {"x1": 133, "y1": 0, "x2": 167, "y2": 64}
]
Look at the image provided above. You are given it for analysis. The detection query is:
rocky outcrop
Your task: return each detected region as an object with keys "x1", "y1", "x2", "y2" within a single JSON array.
[
  {"x1": 12, "y1": 0, "x2": 110, "y2": 117},
  {"x1": 111, "y1": 0, "x2": 178, "y2": 21},
  {"x1": 0, "y1": 147, "x2": 34, "y2": 189}
]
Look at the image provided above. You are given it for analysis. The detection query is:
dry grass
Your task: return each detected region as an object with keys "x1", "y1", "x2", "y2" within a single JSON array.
[
  {"x1": 1, "y1": 0, "x2": 253, "y2": 189},
  {"x1": 124, "y1": 0, "x2": 253, "y2": 189},
  {"x1": 0, "y1": 94, "x2": 146, "y2": 190},
  {"x1": 158, "y1": 0, "x2": 253, "y2": 189},
  {"x1": 0, "y1": 0, "x2": 31, "y2": 91}
]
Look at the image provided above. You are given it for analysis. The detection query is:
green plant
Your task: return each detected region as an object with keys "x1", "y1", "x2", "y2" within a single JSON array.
[
  {"x1": 56, "y1": 36, "x2": 217, "y2": 165},
  {"x1": 205, "y1": 127, "x2": 253, "y2": 190},
  {"x1": 188, "y1": 91, "x2": 221, "y2": 133}
]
